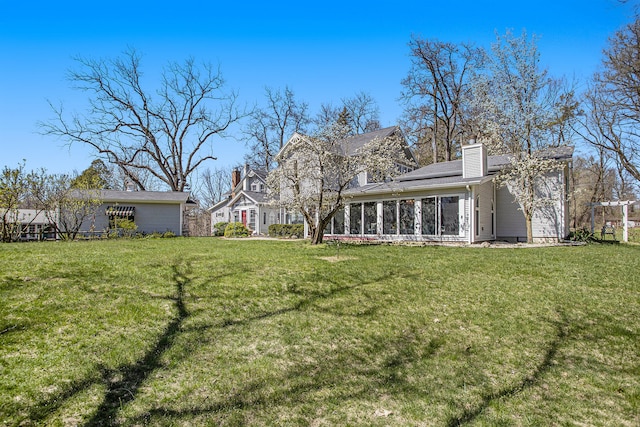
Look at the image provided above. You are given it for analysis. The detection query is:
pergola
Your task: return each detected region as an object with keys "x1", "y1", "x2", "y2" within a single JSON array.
[{"x1": 590, "y1": 200, "x2": 636, "y2": 242}]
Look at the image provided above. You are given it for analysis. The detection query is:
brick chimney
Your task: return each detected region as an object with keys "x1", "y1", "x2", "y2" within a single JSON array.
[{"x1": 231, "y1": 169, "x2": 241, "y2": 197}]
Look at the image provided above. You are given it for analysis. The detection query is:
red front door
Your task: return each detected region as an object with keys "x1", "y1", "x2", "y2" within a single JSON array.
[{"x1": 241, "y1": 210, "x2": 247, "y2": 226}]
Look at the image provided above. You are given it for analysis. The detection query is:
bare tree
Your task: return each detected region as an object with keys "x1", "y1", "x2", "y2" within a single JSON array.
[
  {"x1": 400, "y1": 36, "x2": 484, "y2": 165},
  {"x1": 313, "y1": 93, "x2": 381, "y2": 136},
  {"x1": 42, "y1": 49, "x2": 244, "y2": 191},
  {"x1": 268, "y1": 123, "x2": 405, "y2": 244},
  {"x1": 194, "y1": 166, "x2": 233, "y2": 209},
  {"x1": 570, "y1": 151, "x2": 613, "y2": 228},
  {"x1": 244, "y1": 86, "x2": 309, "y2": 171},
  {"x1": 574, "y1": 17, "x2": 640, "y2": 184},
  {"x1": 342, "y1": 92, "x2": 381, "y2": 134},
  {"x1": 314, "y1": 103, "x2": 341, "y2": 130}
]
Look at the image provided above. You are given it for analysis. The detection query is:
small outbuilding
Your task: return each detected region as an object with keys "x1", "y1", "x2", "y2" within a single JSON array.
[{"x1": 78, "y1": 189, "x2": 197, "y2": 237}]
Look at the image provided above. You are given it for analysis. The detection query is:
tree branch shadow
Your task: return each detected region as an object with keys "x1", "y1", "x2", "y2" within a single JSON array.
[
  {"x1": 446, "y1": 310, "x2": 571, "y2": 427},
  {"x1": 83, "y1": 263, "x2": 191, "y2": 426},
  {"x1": 130, "y1": 314, "x2": 444, "y2": 424}
]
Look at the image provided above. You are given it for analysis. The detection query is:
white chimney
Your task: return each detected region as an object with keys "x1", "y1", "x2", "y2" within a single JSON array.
[{"x1": 462, "y1": 141, "x2": 487, "y2": 179}]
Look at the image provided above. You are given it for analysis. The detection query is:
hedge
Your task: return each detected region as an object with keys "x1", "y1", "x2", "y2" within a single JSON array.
[{"x1": 268, "y1": 224, "x2": 304, "y2": 238}]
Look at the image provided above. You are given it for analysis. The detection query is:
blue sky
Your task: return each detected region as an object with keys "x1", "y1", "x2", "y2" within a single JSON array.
[{"x1": 0, "y1": 0, "x2": 636, "y2": 177}]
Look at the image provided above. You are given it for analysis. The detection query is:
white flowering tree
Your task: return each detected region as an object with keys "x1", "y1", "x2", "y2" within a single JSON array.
[
  {"x1": 471, "y1": 30, "x2": 576, "y2": 242},
  {"x1": 268, "y1": 123, "x2": 405, "y2": 244}
]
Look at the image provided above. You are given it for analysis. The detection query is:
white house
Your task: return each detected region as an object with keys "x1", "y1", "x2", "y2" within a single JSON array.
[
  {"x1": 209, "y1": 165, "x2": 280, "y2": 235},
  {"x1": 320, "y1": 142, "x2": 573, "y2": 243}
]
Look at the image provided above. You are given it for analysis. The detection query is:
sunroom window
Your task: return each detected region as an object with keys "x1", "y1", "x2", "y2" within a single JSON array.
[
  {"x1": 383, "y1": 201, "x2": 397, "y2": 234},
  {"x1": 399, "y1": 199, "x2": 415, "y2": 234}
]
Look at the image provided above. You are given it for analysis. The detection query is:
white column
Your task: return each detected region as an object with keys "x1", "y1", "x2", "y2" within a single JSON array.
[
  {"x1": 377, "y1": 201, "x2": 383, "y2": 236},
  {"x1": 345, "y1": 204, "x2": 351, "y2": 235},
  {"x1": 623, "y1": 203, "x2": 629, "y2": 242},
  {"x1": 415, "y1": 198, "x2": 422, "y2": 237}
]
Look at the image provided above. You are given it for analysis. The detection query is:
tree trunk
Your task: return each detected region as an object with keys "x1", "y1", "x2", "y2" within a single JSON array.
[
  {"x1": 525, "y1": 214, "x2": 533, "y2": 243},
  {"x1": 310, "y1": 226, "x2": 324, "y2": 245}
]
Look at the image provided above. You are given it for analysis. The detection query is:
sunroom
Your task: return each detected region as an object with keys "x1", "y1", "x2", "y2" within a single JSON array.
[{"x1": 321, "y1": 183, "x2": 495, "y2": 243}]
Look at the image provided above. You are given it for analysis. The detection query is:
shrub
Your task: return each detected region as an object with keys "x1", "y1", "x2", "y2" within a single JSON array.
[
  {"x1": 268, "y1": 224, "x2": 304, "y2": 238},
  {"x1": 213, "y1": 222, "x2": 228, "y2": 236},
  {"x1": 162, "y1": 231, "x2": 176, "y2": 238},
  {"x1": 569, "y1": 227, "x2": 596, "y2": 243},
  {"x1": 108, "y1": 218, "x2": 138, "y2": 238},
  {"x1": 224, "y1": 222, "x2": 250, "y2": 238}
]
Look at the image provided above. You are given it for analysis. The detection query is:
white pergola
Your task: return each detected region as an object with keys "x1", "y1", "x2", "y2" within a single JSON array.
[{"x1": 590, "y1": 200, "x2": 636, "y2": 242}]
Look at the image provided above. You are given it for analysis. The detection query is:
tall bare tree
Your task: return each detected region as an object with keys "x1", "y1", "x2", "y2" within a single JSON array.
[
  {"x1": 342, "y1": 91, "x2": 381, "y2": 134},
  {"x1": 314, "y1": 92, "x2": 381, "y2": 135},
  {"x1": 400, "y1": 36, "x2": 484, "y2": 165},
  {"x1": 42, "y1": 49, "x2": 243, "y2": 191},
  {"x1": 244, "y1": 86, "x2": 309, "y2": 171},
  {"x1": 195, "y1": 166, "x2": 234, "y2": 209},
  {"x1": 575, "y1": 16, "x2": 640, "y2": 184}
]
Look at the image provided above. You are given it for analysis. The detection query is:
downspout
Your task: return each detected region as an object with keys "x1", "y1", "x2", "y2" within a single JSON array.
[
  {"x1": 466, "y1": 185, "x2": 473, "y2": 244},
  {"x1": 179, "y1": 203, "x2": 184, "y2": 236}
]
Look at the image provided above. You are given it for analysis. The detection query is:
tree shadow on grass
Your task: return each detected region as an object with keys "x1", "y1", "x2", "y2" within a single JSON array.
[
  {"x1": 446, "y1": 310, "x2": 572, "y2": 427},
  {"x1": 83, "y1": 264, "x2": 190, "y2": 426},
  {"x1": 20, "y1": 267, "x2": 425, "y2": 425},
  {"x1": 125, "y1": 271, "x2": 443, "y2": 424},
  {"x1": 130, "y1": 316, "x2": 445, "y2": 425},
  {"x1": 19, "y1": 262, "x2": 194, "y2": 426}
]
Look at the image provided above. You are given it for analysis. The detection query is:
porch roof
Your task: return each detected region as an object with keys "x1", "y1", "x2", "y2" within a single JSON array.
[{"x1": 348, "y1": 174, "x2": 494, "y2": 197}]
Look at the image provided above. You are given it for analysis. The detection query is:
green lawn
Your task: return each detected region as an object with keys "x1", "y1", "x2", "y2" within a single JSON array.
[{"x1": 1, "y1": 238, "x2": 638, "y2": 426}]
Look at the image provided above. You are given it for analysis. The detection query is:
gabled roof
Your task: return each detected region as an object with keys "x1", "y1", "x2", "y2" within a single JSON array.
[
  {"x1": 338, "y1": 126, "x2": 401, "y2": 155},
  {"x1": 227, "y1": 190, "x2": 269, "y2": 208},
  {"x1": 279, "y1": 126, "x2": 417, "y2": 166},
  {"x1": 231, "y1": 167, "x2": 267, "y2": 195}
]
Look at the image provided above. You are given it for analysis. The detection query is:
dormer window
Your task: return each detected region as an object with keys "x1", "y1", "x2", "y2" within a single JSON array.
[{"x1": 251, "y1": 183, "x2": 258, "y2": 192}]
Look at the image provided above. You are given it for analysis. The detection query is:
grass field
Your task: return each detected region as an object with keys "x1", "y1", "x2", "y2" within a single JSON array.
[{"x1": 1, "y1": 238, "x2": 639, "y2": 426}]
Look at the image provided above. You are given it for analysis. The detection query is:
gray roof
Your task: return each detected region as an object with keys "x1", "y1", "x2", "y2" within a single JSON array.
[
  {"x1": 348, "y1": 174, "x2": 494, "y2": 196},
  {"x1": 96, "y1": 190, "x2": 194, "y2": 204},
  {"x1": 396, "y1": 146, "x2": 573, "y2": 183},
  {"x1": 339, "y1": 126, "x2": 400, "y2": 155},
  {"x1": 242, "y1": 191, "x2": 269, "y2": 204},
  {"x1": 350, "y1": 145, "x2": 574, "y2": 196}
]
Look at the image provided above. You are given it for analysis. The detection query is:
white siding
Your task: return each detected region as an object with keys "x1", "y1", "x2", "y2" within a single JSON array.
[
  {"x1": 531, "y1": 169, "x2": 568, "y2": 241},
  {"x1": 462, "y1": 144, "x2": 487, "y2": 179},
  {"x1": 474, "y1": 181, "x2": 495, "y2": 242},
  {"x1": 495, "y1": 186, "x2": 527, "y2": 242},
  {"x1": 495, "y1": 168, "x2": 570, "y2": 242}
]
